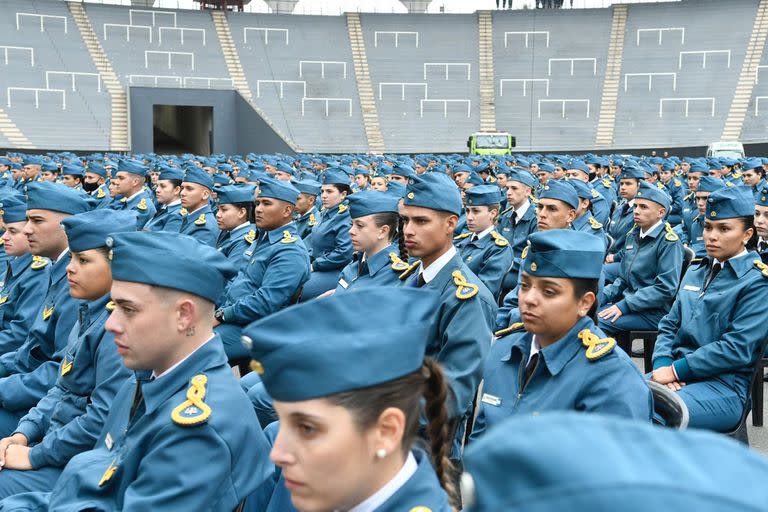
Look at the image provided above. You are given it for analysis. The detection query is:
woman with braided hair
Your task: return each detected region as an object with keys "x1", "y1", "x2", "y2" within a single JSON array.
[{"x1": 242, "y1": 288, "x2": 457, "y2": 512}]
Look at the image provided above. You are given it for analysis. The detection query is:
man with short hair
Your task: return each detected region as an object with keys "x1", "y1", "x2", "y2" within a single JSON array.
[
  {"x1": 178, "y1": 167, "x2": 219, "y2": 247},
  {"x1": 292, "y1": 179, "x2": 321, "y2": 239},
  {"x1": 111, "y1": 159, "x2": 156, "y2": 229},
  {"x1": 60, "y1": 164, "x2": 84, "y2": 191}
]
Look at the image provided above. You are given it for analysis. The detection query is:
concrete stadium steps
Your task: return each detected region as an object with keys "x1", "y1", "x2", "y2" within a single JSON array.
[
  {"x1": 478, "y1": 10, "x2": 496, "y2": 133},
  {"x1": 347, "y1": 12, "x2": 385, "y2": 153},
  {"x1": 595, "y1": 4, "x2": 627, "y2": 148},
  {"x1": 0, "y1": 108, "x2": 34, "y2": 150}
]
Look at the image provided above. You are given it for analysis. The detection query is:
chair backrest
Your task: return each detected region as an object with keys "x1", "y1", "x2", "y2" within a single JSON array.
[
  {"x1": 648, "y1": 380, "x2": 689, "y2": 429},
  {"x1": 681, "y1": 245, "x2": 695, "y2": 277},
  {"x1": 605, "y1": 234, "x2": 615, "y2": 254}
]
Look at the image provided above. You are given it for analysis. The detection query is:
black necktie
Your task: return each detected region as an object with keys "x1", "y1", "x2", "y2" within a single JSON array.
[
  {"x1": 357, "y1": 259, "x2": 368, "y2": 277},
  {"x1": 524, "y1": 352, "x2": 539, "y2": 384},
  {"x1": 415, "y1": 273, "x2": 426, "y2": 288},
  {"x1": 704, "y1": 262, "x2": 722, "y2": 291},
  {"x1": 510, "y1": 211, "x2": 518, "y2": 227},
  {"x1": 760, "y1": 241, "x2": 768, "y2": 253},
  {"x1": 622, "y1": 203, "x2": 630, "y2": 216}
]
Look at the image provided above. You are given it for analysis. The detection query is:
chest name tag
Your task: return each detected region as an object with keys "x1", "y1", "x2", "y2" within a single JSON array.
[
  {"x1": 683, "y1": 284, "x2": 701, "y2": 292},
  {"x1": 481, "y1": 393, "x2": 502, "y2": 406},
  {"x1": 625, "y1": 245, "x2": 634, "y2": 250},
  {"x1": 339, "y1": 278, "x2": 349, "y2": 289},
  {"x1": 696, "y1": 237, "x2": 703, "y2": 241},
  {"x1": 105, "y1": 432, "x2": 113, "y2": 451}
]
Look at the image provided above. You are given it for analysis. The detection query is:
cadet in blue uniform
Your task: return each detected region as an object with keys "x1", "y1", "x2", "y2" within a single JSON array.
[
  {"x1": 471, "y1": 230, "x2": 651, "y2": 441},
  {"x1": 60, "y1": 164, "x2": 85, "y2": 191},
  {"x1": 453, "y1": 185, "x2": 513, "y2": 299},
  {"x1": 0, "y1": 183, "x2": 91, "y2": 437},
  {"x1": 0, "y1": 209, "x2": 135, "y2": 499},
  {"x1": 564, "y1": 161, "x2": 610, "y2": 225},
  {"x1": 0, "y1": 195, "x2": 50, "y2": 355},
  {"x1": 742, "y1": 158, "x2": 767, "y2": 200},
  {"x1": 110, "y1": 159, "x2": 156, "y2": 229},
  {"x1": 83, "y1": 163, "x2": 110, "y2": 209},
  {"x1": 143, "y1": 167, "x2": 183, "y2": 233},
  {"x1": 178, "y1": 167, "x2": 219, "y2": 247},
  {"x1": 604, "y1": 165, "x2": 645, "y2": 282},
  {"x1": 0, "y1": 231, "x2": 272, "y2": 511},
  {"x1": 461, "y1": 412, "x2": 768, "y2": 511},
  {"x1": 568, "y1": 179, "x2": 607, "y2": 248},
  {"x1": 398, "y1": 173, "x2": 496, "y2": 445},
  {"x1": 755, "y1": 186, "x2": 768, "y2": 262},
  {"x1": 681, "y1": 160, "x2": 708, "y2": 226},
  {"x1": 679, "y1": 176, "x2": 725, "y2": 259},
  {"x1": 215, "y1": 184, "x2": 257, "y2": 269},
  {"x1": 652, "y1": 186, "x2": 768, "y2": 431},
  {"x1": 291, "y1": 179, "x2": 320, "y2": 239},
  {"x1": 599, "y1": 181, "x2": 683, "y2": 334},
  {"x1": 334, "y1": 190, "x2": 406, "y2": 293},
  {"x1": 301, "y1": 169, "x2": 353, "y2": 300},
  {"x1": 214, "y1": 178, "x2": 310, "y2": 360},
  {"x1": 242, "y1": 288, "x2": 454, "y2": 512},
  {"x1": 658, "y1": 160, "x2": 685, "y2": 225},
  {"x1": 497, "y1": 171, "x2": 538, "y2": 294}
]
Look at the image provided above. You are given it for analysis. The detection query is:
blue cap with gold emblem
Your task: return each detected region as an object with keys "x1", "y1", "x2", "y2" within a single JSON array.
[
  {"x1": 523, "y1": 229, "x2": 604, "y2": 279},
  {"x1": 539, "y1": 180, "x2": 579, "y2": 210},
  {"x1": 508, "y1": 170, "x2": 538, "y2": 189},
  {"x1": 183, "y1": 166, "x2": 214, "y2": 190},
  {"x1": 697, "y1": 176, "x2": 725, "y2": 194},
  {"x1": 387, "y1": 181, "x2": 407, "y2": 198},
  {"x1": 292, "y1": 178, "x2": 321, "y2": 196},
  {"x1": 258, "y1": 176, "x2": 299, "y2": 205},
  {"x1": 620, "y1": 164, "x2": 645, "y2": 180},
  {"x1": 635, "y1": 180, "x2": 671, "y2": 210},
  {"x1": 706, "y1": 186, "x2": 755, "y2": 220},
  {"x1": 403, "y1": 172, "x2": 462, "y2": 216},
  {"x1": 158, "y1": 166, "x2": 184, "y2": 182},
  {"x1": 0, "y1": 193, "x2": 27, "y2": 223},
  {"x1": 117, "y1": 158, "x2": 148, "y2": 177},
  {"x1": 217, "y1": 184, "x2": 256, "y2": 205},
  {"x1": 26, "y1": 182, "x2": 91, "y2": 215},
  {"x1": 62, "y1": 209, "x2": 137, "y2": 252},
  {"x1": 107, "y1": 232, "x2": 236, "y2": 302},
  {"x1": 566, "y1": 179, "x2": 593, "y2": 200},
  {"x1": 347, "y1": 190, "x2": 400, "y2": 218},
  {"x1": 241, "y1": 288, "x2": 439, "y2": 401},
  {"x1": 61, "y1": 163, "x2": 85, "y2": 177},
  {"x1": 322, "y1": 168, "x2": 351, "y2": 186},
  {"x1": 465, "y1": 185, "x2": 503, "y2": 206},
  {"x1": 86, "y1": 162, "x2": 107, "y2": 178}
]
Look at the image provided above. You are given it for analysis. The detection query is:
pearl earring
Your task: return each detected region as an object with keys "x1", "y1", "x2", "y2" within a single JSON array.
[{"x1": 376, "y1": 449, "x2": 387, "y2": 459}]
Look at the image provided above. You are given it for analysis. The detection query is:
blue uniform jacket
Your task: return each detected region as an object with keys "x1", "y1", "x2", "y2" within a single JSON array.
[
  {"x1": 307, "y1": 204, "x2": 353, "y2": 271},
  {"x1": 293, "y1": 207, "x2": 319, "y2": 240},
  {"x1": 660, "y1": 178, "x2": 685, "y2": 224},
  {"x1": 496, "y1": 203, "x2": 537, "y2": 292},
  {"x1": 143, "y1": 201, "x2": 183, "y2": 233},
  {"x1": 681, "y1": 191, "x2": 697, "y2": 227},
  {"x1": 607, "y1": 201, "x2": 635, "y2": 257},
  {"x1": 0, "y1": 254, "x2": 81, "y2": 413},
  {"x1": 679, "y1": 213, "x2": 706, "y2": 258},
  {"x1": 335, "y1": 243, "x2": 404, "y2": 292},
  {"x1": 218, "y1": 224, "x2": 310, "y2": 324},
  {"x1": 26, "y1": 337, "x2": 272, "y2": 511},
  {"x1": 572, "y1": 213, "x2": 608, "y2": 249},
  {"x1": 0, "y1": 253, "x2": 50, "y2": 355},
  {"x1": 454, "y1": 230, "x2": 513, "y2": 299},
  {"x1": 653, "y1": 253, "x2": 768, "y2": 404},
  {"x1": 217, "y1": 223, "x2": 256, "y2": 271},
  {"x1": 178, "y1": 205, "x2": 220, "y2": 247},
  {"x1": 15, "y1": 295, "x2": 131, "y2": 469},
  {"x1": 588, "y1": 187, "x2": 610, "y2": 226},
  {"x1": 90, "y1": 185, "x2": 112, "y2": 210},
  {"x1": 400, "y1": 254, "x2": 496, "y2": 418},
  {"x1": 470, "y1": 317, "x2": 652, "y2": 441},
  {"x1": 602, "y1": 222, "x2": 683, "y2": 315},
  {"x1": 592, "y1": 176, "x2": 617, "y2": 205},
  {"x1": 112, "y1": 190, "x2": 156, "y2": 230}
]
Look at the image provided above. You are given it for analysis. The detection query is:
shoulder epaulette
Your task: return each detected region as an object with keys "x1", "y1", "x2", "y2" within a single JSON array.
[
  {"x1": 521, "y1": 244, "x2": 530, "y2": 260},
  {"x1": 626, "y1": 224, "x2": 637, "y2": 236},
  {"x1": 120, "y1": 197, "x2": 127, "y2": 203},
  {"x1": 399, "y1": 260, "x2": 420, "y2": 280},
  {"x1": 244, "y1": 229, "x2": 256, "y2": 244},
  {"x1": 194, "y1": 213, "x2": 206, "y2": 226},
  {"x1": 31, "y1": 256, "x2": 49, "y2": 271},
  {"x1": 529, "y1": 194, "x2": 539, "y2": 204},
  {"x1": 338, "y1": 204, "x2": 349, "y2": 214},
  {"x1": 171, "y1": 374, "x2": 212, "y2": 426},
  {"x1": 590, "y1": 188, "x2": 600, "y2": 199},
  {"x1": 494, "y1": 322, "x2": 525, "y2": 337},
  {"x1": 725, "y1": 181, "x2": 735, "y2": 187},
  {"x1": 136, "y1": 198, "x2": 147, "y2": 211},
  {"x1": 734, "y1": 172, "x2": 743, "y2": 179},
  {"x1": 684, "y1": 191, "x2": 693, "y2": 201},
  {"x1": 96, "y1": 188, "x2": 106, "y2": 199},
  {"x1": 601, "y1": 178, "x2": 612, "y2": 188},
  {"x1": 500, "y1": 205, "x2": 514, "y2": 216},
  {"x1": 106, "y1": 301, "x2": 116, "y2": 312},
  {"x1": 308, "y1": 212, "x2": 317, "y2": 226},
  {"x1": 588, "y1": 217, "x2": 603, "y2": 230},
  {"x1": 490, "y1": 231, "x2": 509, "y2": 247},
  {"x1": 389, "y1": 252, "x2": 410, "y2": 272},
  {"x1": 664, "y1": 222, "x2": 679, "y2": 242},
  {"x1": 451, "y1": 270, "x2": 479, "y2": 300},
  {"x1": 0, "y1": 238, "x2": 4, "y2": 246},
  {"x1": 656, "y1": 182, "x2": 666, "y2": 190},
  {"x1": 753, "y1": 259, "x2": 768, "y2": 278},
  {"x1": 454, "y1": 232, "x2": 472, "y2": 241},
  {"x1": 280, "y1": 230, "x2": 298, "y2": 244},
  {"x1": 578, "y1": 328, "x2": 616, "y2": 361},
  {"x1": 674, "y1": 178, "x2": 682, "y2": 187},
  {"x1": 180, "y1": 208, "x2": 188, "y2": 216}
]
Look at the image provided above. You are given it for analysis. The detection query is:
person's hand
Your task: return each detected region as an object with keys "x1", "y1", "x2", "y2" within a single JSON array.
[
  {"x1": 651, "y1": 366, "x2": 686, "y2": 391},
  {"x1": 317, "y1": 289, "x2": 336, "y2": 299},
  {"x1": 1, "y1": 445, "x2": 32, "y2": 471},
  {"x1": 0, "y1": 433, "x2": 28, "y2": 469},
  {"x1": 598, "y1": 305, "x2": 623, "y2": 322},
  {"x1": 605, "y1": 254, "x2": 614, "y2": 263}
]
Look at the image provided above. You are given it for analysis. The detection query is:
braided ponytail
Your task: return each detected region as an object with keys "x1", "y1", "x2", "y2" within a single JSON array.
[{"x1": 397, "y1": 215, "x2": 409, "y2": 261}]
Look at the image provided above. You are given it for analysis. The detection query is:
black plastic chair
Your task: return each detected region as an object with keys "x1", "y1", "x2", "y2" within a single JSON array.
[
  {"x1": 725, "y1": 340, "x2": 768, "y2": 444},
  {"x1": 605, "y1": 234, "x2": 615, "y2": 254},
  {"x1": 648, "y1": 380, "x2": 689, "y2": 429}
]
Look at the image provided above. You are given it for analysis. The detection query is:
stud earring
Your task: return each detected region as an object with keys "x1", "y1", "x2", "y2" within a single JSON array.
[{"x1": 376, "y1": 449, "x2": 387, "y2": 459}]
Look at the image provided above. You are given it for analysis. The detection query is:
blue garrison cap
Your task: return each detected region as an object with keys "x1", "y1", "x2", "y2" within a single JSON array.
[
  {"x1": 403, "y1": 173, "x2": 462, "y2": 215},
  {"x1": 461, "y1": 412, "x2": 768, "y2": 512},
  {"x1": 697, "y1": 176, "x2": 725, "y2": 194},
  {"x1": 0, "y1": 157, "x2": 12, "y2": 167},
  {"x1": 242, "y1": 288, "x2": 439, "y2": 402},
  {"x1": 275, "y1": 161, "x2": 294, "y2": 175},
  {"x1": 0, "y1": 193, "x2": 27, "y2": 223},
  {"x1": 322, "y1": 168, "x2": 351, "y2": 186},
  {"x1": 567, "y1": 179, "x2": 593, "y2": 201},
  {"x1": 522, "y1": 229, "x2": 604, "y2": 279},
  {"x1": 41, "y1": 161, "x2": 59, "y2": 173},
  {"x1": 507, "y1": 170, "x2": 537, "y2": 188},
  {"x1": 62, "y1": 163, "x2": 84, "y2": 177},
  {"x1": 158, "y1": 167, "x2": 184, "y2": 182},
  {"x1": 183, "y1": 166, "x2": 214, "y2": 190},
  {"x1": 217, "y1": 184, "x2": 256, "y2": 205},
  {"x1": 258, "y1": 176, "x2": 299, "y2": 205},
  {"x1": 661, "y1": 160, "x2": 677, "y2": 173},
  {"x1": 347, "y1": 190, "x2": 400, "y2": 218},
  {"x1": 62, "y1": 209, "x2": 137, "y2": 253},
  {"x1": 465, "y1": 172, "x2": 484, "y2": 186},
  {"x1": 566, "y1": 160, "x2": 590, "y2": 174},
  {"x1": 635, "y1": 181, "x2": 671, "y2": 209},
  {"x1": 107, "y1": 232, "x2": 236, "y2": 302},
  {"x1": 26, "y1": 182, "x2": 91, "y2": 215},
  {"x1": 620, "y1": 165, "x2": 645, "y2": 180},
  {"x1": 539, "y1": 180, "x2": 579, "y2": 209},
  {"x1": 353, "y1": 167, "x2": 370, "y2": 176},
  {"x1": 23, "y1": 155, "x2": 44, "y2": 166},
  {"x1": 688, "y1": 160, "x2": 709, "y2": 173},
  {"x1": 387, "y1": 181, "x2": 407, "y2": 198},
  {"x1": 757, "y1": 186, "x2": 768, "y2": 207},
  {"x1": 706, "y1": 186, "x2": 755, "y2": 220},
  {"x1": 292, "y1": 178, "x2": 321, "y2": 196},
  {"x1": 117, "y1": 159, "x2": 148, "y2": 177},
  {"x1": 86, "y1": 162, "x2": 107, "y2": 178},
  {"x1": 743, "y1": 158, "x2": 764, "y2": 172},
  {"x1": 465, "y1": 185, "x2": 503, "y2": 206},
  {"x1": 393, "y1": 164, "x2": 415, "y2": 178}
]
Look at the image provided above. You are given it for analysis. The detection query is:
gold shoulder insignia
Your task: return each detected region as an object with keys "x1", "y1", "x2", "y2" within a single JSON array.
[
  {"x1": 521, "y1": 244, "x2": 529, "y2": 260},
  {"x1": 579, "y1": 328, "x2": 616, "y2": 361},
  {"x1": 106, "y1": 301, "x2": 116, "y2": 312},
  {"x1": 664, "y1": 222, "x2": 679, "y2": 242},
  {"x1": 501, "y1": 205, "x2": 514, "y2": 216},
  {"x1": 734, "y1": 172, "x2": 743, "y2": 179},
  {"x1": 389, "y1": 252, "x2": 410, "y2": 272},
  {"x1": 245, "y1": 229, "x2": 256, "y2": 244},
  {"x1": 494, "y1": 322, "x2": 525, "y2": 338},
  {"x1": 120, "y1": 197, "x2": 127, "y2": 203},
  {"x1": 136, "y1": 198, "x2": 147, "y2": 211},
  {"x1": 308, "y1": 212, "x2": 317, "y2": 226},
  {"x1": 399, "y1": 260, "x2": 420, "y2": 280},
  {"x1": 250, "y1": 359, "x2": 264, "y2": 374},
  {"x1": 656, "y1": 182, "x2": 666, "y2": 190},
  {"x1": 0, "y1": 238, "x2": 4, "y2": 246},
  {"x1": 280, "y1": 230, "x2": 298, "y2": 244},
  {"x1": 99, "y1": 459, "x2": 118, "y2": 487},
  {"x1": 171, "y1": 374, "x2": 212, "y2": 427},
  {"x1": 0, "y1": 295, "x2": 8, "y2": 305},
  {"x1": 588, "y1": 217, "x2": 603, "y2": 230},
  {"x1": 96, "y1": 188, "x2": 106, "y2": 199},
  {"x1": 684, "y1": 191, "x2": 693, "y2": 201},
  {"x1": 180, "y1": 208, "x2": 188, "y2": 216},
  {"x1": 753, "y1": 259, "x2": 768, "y2": 278},
  {"x1": 43, "y1": 304, "x2": 54, "y2": 321},
  {"x1": 590, "y1": 188, "x2": 600, "y2": 199},
  {"x1": 409, "y1": 507, "x2": 433, "y2": 512},
  {"x1": 627, "y1": 224, "x2": 637, "y2": 236},
  {"x1": 490, "y1": 231, "x2": 509, "y2": 247},
  {"x1": 725, "y1": 181, "x2": 735, "y2": 187},
  {"x1": 529, "y1": 194, "x2": 539, "y2": 204},
  {"x1": 674, "y1": 178, "x2": 682, "y2": 187},
  {"x1": 338, "y1": 204, "x2": 349, "y2": 214},
  {"x1": 31, "y1": 256, "x2": 49, "y2": 271},
  {"x1": 601, "y1": 178, "x2": 612, "y2": 188},
  {"x1": 451, "y1": 270, "x2": 479, "y2": 300},
  {"x1": 194, "y1": 213, "x2": 206, "y2": 226},
  {"x1": 61, "y1": 356, "x2": 73, "y2": 376},
  {"x1": 454, "y1": 232, "x2": 472, "y2": 241}
]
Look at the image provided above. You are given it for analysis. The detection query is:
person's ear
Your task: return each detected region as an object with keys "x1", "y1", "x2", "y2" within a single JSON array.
[{"x1": 369, "y1": 407, "x2": 406, "y2": 462}]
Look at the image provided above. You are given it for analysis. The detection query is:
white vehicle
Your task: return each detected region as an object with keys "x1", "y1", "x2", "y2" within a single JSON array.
[{"x1": 706, "y1": 141, "x2": 745, "y2": 159}]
